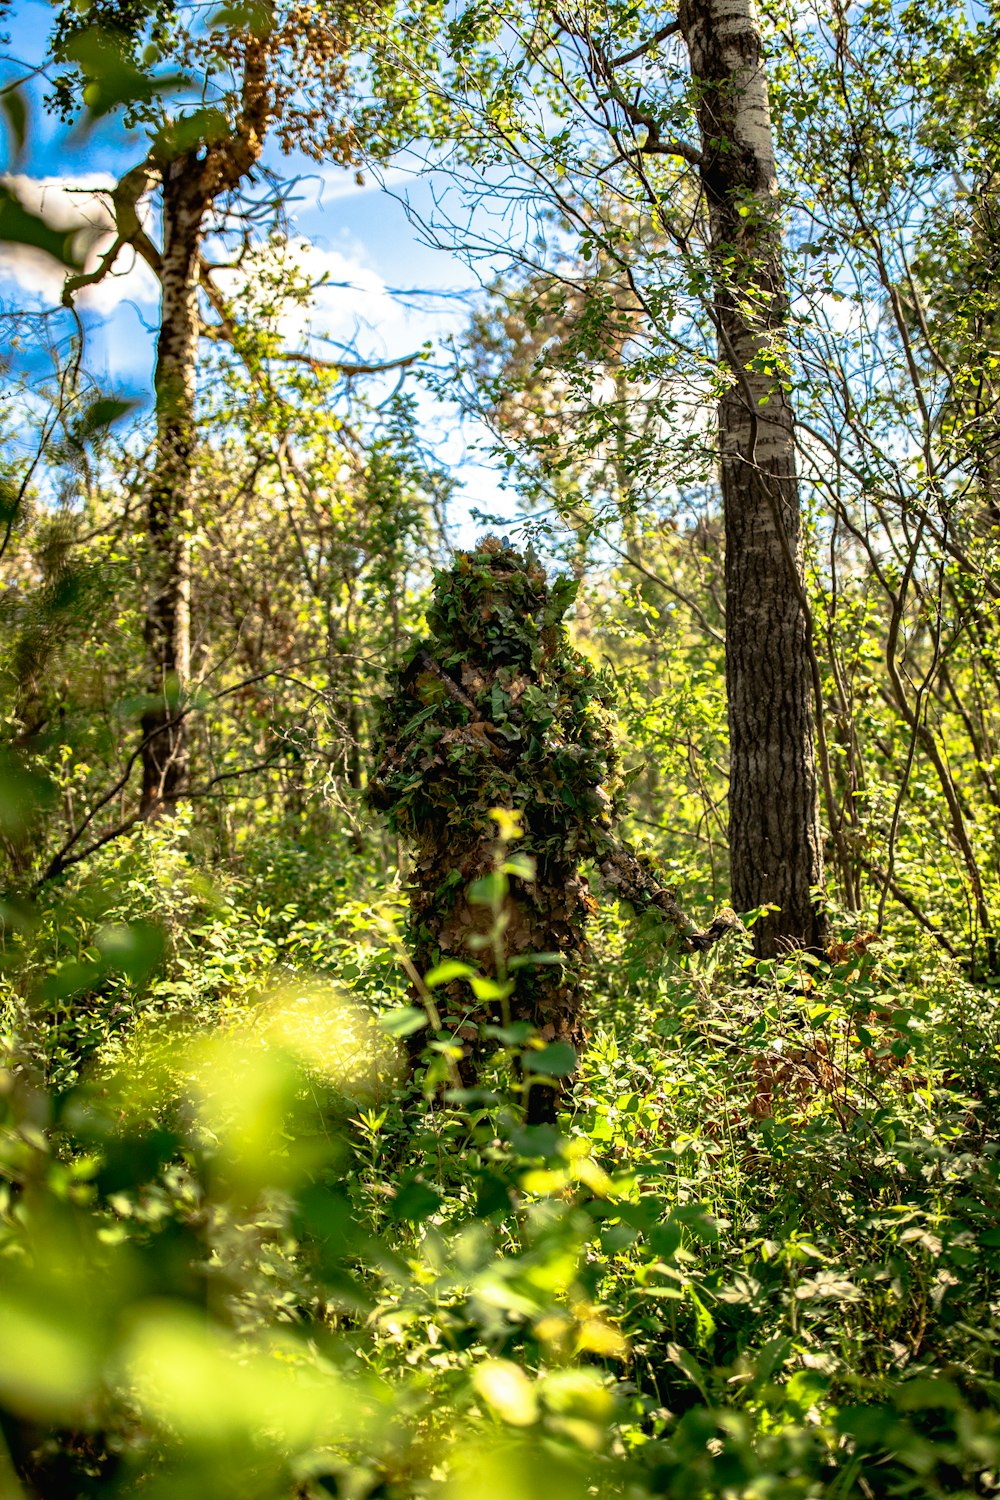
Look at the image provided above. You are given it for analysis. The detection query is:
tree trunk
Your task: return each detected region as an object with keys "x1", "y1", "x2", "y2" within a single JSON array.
[
  {"x1": 679, "y1": 0, "x2": 826, "y2": 956},
  {"x1": 138, "y1": 38, "x2": 269, "y2": 818},
  {"x1": 139, "y1": 154, "x2": 203, "y2": 817}
]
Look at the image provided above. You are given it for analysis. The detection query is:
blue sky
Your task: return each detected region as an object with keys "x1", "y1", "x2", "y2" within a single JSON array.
[{"x1": 1, "y1": 0, "x2": 519, "y2": 538}]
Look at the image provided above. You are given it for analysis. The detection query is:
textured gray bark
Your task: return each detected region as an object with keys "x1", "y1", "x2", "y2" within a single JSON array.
[{"x1": 679, "y1": 0, "x2": 825, "y2": 955}]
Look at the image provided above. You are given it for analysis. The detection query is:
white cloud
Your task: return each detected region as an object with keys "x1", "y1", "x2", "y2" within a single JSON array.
[
  {"x1": 294, "y1": 163, "x2": 415, "y2": 213},
  {"x1": 0, "y1": 173, "x2": 160, "y2": 312},
  {"x1": 309, "y1": 238, "x2": 447, "y2": 358},
  {"x1": 212, "y1": 233, "x2": 455, "y2": 367}
]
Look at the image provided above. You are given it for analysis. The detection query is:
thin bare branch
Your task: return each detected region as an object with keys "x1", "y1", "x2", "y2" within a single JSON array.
[{"x1": 608, "y1": 20, "x2": 681, "y2": 68}]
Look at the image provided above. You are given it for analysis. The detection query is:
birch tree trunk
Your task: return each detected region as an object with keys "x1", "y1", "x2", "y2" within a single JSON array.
[
  {"x1": 139, "y1": 155, "x2": 202, "y2": 816},
  {"x1": 679, "y1": 0, "x2": 826, "y2": 955},
  {"x1": 139, "y1": 36, "x2": 269, "y2": 817}
]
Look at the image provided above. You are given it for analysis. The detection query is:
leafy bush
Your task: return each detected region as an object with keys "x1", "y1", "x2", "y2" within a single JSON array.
[{"x1": 4, "y1": 820, "x2": 1000, "y2": 1497}]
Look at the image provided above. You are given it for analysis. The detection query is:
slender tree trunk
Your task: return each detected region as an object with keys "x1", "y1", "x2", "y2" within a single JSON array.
[
  {"x1": 140, "y1": 155, "x2": 204, "y2": 817},
  {"x1": 138, "y1": 37, "x2": 269, "y2": 818},
  {"x1": 679, "y1": 0, "x2": 826, "y2": 955}
]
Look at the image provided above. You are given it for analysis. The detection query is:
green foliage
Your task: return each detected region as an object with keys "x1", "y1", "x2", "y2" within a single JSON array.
[
  {"x1": 369, "y1": 537, "x2": 620, "y2": 851},
  {"x1": 367, "y1": 538, "x2": 634, "y2": 1118},
  {"x1": 4, "y1": 813, "x2": 1000, "y2": 1495},
  {"x1": 5, "y1": 2, "x2": 1000, "y2": 1493}
]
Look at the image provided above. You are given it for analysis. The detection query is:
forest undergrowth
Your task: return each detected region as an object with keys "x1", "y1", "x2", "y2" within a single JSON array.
[
  {"x1": 3, "y1": 812, "x2": 1000, "y2": 1499},
  {"x1": 4, "y1": 1, "x2": 1000, "y2": 1487}
]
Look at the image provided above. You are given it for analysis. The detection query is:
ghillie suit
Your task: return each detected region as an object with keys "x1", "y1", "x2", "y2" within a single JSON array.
[{"x1": 367, "y1": 538, "x2": 739, "y2": 1122}]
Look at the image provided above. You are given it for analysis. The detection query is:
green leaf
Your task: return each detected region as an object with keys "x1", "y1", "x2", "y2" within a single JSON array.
[
  {"x1": 153, "y1": 107, "x2": 230, "y2": 157},
  {"x1": 753, "y1": 1336, "x2": 793, "y2": 1383},
  {"x1": 1, "y1": 87, "x2": 28, "y2": 158},
  {"x1": 509, "y1": 952, "x2": 564, "y2": 969},
  {"x1": 424, "y1": 959, "x2": 476, "y2": 988},
  {"x1": 388, "y1": 1180, "x2": 442, "y2": 1222},
  {"x1": 0, "y1": 184, "x2": 82, "y2": 269},
  {"x1": 468, "y1": 871, "x2": 507, "y2": 906},
  {"x1": 892, "y1": 1378, "x2": 964, "y2": 1412},
  {"x1": 379, "y1": 1006, "x2": 427, "y2": 1038},
  {"x1": 665, "y1": 1343, "x2": 707, "y2": 1396},
  {"x1": 501, "y1": 853, "x2": 536, "y2": 882},
  {"x1": 472, "y1": 1360, "x2": 538, "y2": 1426},
  {"x1": 621, "y1": 762, "x2": 647, "y2": 791},
  {"x1": 66, "y1": 31, "x2": 190, "y2": 122},
  {"x1": 509, "y1": 1123, "x2": 562, "y2": 1158},
  {"x1": 0, "y1": 751, "x2": 54, "y2": 837},
  {"x1": 443, "y1": 1087, "x2": 502, "y2": 1106},
  {"x1": 543, "y1": 574, "x2": 579, "y2": 625},
  {"x1": 475, "y1": 1170, "x2": 512, "y2": 1216},
  {"x1": 522, "y1": 1041, "x2": 576, "y2": 1076},
  {"x1": 94, "y1": 921, "x2": 165, "y2": 985},
  {"x1": 0, "y1": 1289, "x2": 100, "y2": 1421},
  {"x1": 483, "y1": 1021, "x2": 534, "y2": 1045},
  {"x1": 470, "y1": 976, "x2": 514, "y2": 1002},
  {"x1": 66, "y1": 396, "x2": 139, "y2": 451},
  {"x1": 672, "y1": 1204, "x2": 722, "y2": 1242},
  {"x1": 207, "y1": 0, "x2": 274, "y2": 35},
  {"x1": 38, "y1": 959, "x2": 102, "y2": 1003}
]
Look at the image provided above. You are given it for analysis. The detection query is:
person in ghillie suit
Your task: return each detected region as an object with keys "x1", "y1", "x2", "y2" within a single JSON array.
[{"x1": 366, "y1": 536, "x2": 739, "y2": 1122}]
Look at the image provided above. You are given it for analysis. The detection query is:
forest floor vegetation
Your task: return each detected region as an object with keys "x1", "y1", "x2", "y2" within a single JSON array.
[{"x1": 3, "y1": 817, "x2": 1000, "y2": 1498}]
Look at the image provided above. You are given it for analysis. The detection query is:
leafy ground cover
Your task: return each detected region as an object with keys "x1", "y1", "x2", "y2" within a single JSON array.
[{"x1": 3, "y1": 816, "x2": 999, "y2": 1498}]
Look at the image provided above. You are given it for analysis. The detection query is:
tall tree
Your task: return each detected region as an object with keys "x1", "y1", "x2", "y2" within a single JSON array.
[
  {"x1": 56, "y1": 1, "x2": 431, "y2": 817},
  {"x1": 139, "y1": 35, "x2": 269, "y2": 815},
  {"x1": 677, "y1": 0, "x2": 824, "y2": 953},
  {"x1": 409, "y1": 0, "x2": 827, "y2": 952}
]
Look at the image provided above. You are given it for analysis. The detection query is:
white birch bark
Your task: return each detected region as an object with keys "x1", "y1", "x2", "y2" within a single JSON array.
[{"x1": 679, "y1": 0, "x2": 826, "y2": 954}]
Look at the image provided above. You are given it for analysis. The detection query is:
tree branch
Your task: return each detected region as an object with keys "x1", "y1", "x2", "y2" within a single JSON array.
[
  {"x1": 608, "y1": 20, "x2": 681, "y2": 68},
  {"x1": 198, "y1": 259, "x2": 420, "y2": 377},
  {"x1": 269, "y1": 348, "x2": 421, "y2": 377},
  {"x1": 596, "y1": 834, "x2": 743, "y2": 952},
  {"x1": 602, "y1": 89, "x2": 702, "y2": 164},
  {"x1": 61, "y1": 158, "x2": 158, "y2": 307},
  {"x1": 855, "y1": 853, "x2": 958, "y2": 959}
]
